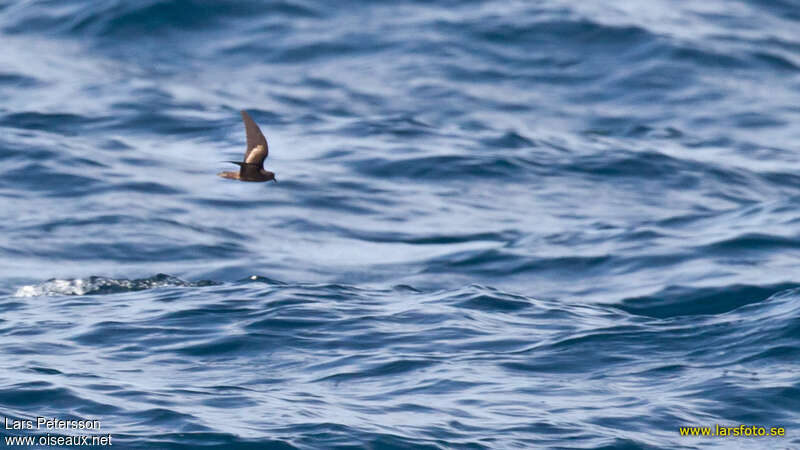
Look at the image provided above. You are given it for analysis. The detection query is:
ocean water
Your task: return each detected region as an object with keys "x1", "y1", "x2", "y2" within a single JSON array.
[{"x1": 1, "y1": 0, "x2": 799, "y2": 448}]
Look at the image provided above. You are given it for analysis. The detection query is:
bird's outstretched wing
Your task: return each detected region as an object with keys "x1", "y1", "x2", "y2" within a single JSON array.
[{"x1": 241, "y1": 110, "x2": 268, "y2": 167}]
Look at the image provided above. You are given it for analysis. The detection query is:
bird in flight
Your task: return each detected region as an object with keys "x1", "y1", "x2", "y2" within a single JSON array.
[{"x1": 218, "y1": 110, "x2": 276, "y2": 182}]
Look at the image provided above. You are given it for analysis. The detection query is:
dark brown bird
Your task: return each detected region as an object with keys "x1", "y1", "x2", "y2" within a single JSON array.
[{"x1": 218, "y1": 110, "x2": 276, "y2": 182}]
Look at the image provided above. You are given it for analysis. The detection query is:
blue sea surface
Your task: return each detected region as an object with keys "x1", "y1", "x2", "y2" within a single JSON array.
[{"x1": 1, "y1": 0, "x2": 799, "y2": 448}]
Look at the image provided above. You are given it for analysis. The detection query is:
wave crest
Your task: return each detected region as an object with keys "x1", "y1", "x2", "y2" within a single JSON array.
[{"x1": 14, "y1": 273, "x2": 216, "y2": 297}]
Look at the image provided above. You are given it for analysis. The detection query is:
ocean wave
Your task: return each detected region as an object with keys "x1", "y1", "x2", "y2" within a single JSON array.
[
  {"x1": 2, "y1": 0, "x2": 268, "y2": 37},
  {"x1": 13, "y1": 274, "x2": 216, "y2": 297},
  {"x1": 4, "y1": 280, "x2": 798, "y2": 447}
]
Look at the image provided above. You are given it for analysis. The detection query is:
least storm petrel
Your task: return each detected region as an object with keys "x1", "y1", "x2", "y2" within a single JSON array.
[{"x1": 218, "y1": 110, "x2": 276, "y2": 182}]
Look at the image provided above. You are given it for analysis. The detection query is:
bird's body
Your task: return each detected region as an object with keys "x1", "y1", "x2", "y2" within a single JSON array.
[
  {"x1": 218, "y1": 111, "x2": 276, "y2": 182},
  {"x1": 218, "y1": 160, "x2": 275, "y2": 182}
]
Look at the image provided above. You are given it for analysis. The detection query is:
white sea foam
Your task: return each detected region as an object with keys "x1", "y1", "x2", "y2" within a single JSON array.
[
  {"x1": 14, "y1": 278, "x2": 93, "y2": 297},
  {"x1": 13, "y1": 274, "x2": 214, "y2": 297}
]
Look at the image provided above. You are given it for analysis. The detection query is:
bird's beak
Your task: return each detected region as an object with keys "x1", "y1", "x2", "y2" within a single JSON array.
[{"x1": 273, "y1": 177, "x2": 278, "y2": 183}]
